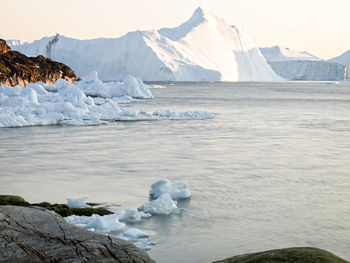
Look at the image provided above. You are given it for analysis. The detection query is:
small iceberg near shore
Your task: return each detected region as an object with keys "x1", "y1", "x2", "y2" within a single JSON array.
[
  {"x1": 66, "y1": 197, "x2": 91, "y2": 208},
  {"x1": 0, "y1": 72, "x2": 214, "y2": 127},
  {"x1": 64, "y1": 179, "x2": 191, "y2": 250}
]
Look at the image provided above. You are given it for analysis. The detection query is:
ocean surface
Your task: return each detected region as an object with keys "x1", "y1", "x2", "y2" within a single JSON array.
[{"x1": 1, "y1": 82, "x2": 350, "y2": 263}]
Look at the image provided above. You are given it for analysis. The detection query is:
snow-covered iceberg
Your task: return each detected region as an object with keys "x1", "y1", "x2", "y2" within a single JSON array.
[
  {"x1": 260, "y1": 46, "x2": 320, "y2": 62},
  {"x1": 65, "y1": 180, "x2": 191, "y2": 250},
  {"x1": 0, "y1": 74, "x2": 213, "y2": 128},
  {"x1": 260, "y1": 46, "x2": 350, "y2": 81},
  {"x1": 8, "y1": 7, "x2": 280, "y2": 82},
  {"x1": 267, "y1": 60, "x2": 349, "y2": 81}
]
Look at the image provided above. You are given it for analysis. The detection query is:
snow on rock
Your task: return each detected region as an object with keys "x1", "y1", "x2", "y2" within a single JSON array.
[
  {"x1": 8, "y1": 7, "x2": 280, "y2": 81},
  {"x1": 149, "y1": 179, "x2": 191, "y2": 200},
  {"x1": 66, "y1": 197, "x2": 91, "y2": 208}
]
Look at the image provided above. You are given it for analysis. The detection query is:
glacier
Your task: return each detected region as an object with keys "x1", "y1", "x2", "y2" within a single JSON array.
[
  {"x1": 7, "y1": 7, "x2": 280, "y2": 82},
  {"x1": 260, "y1": 46, "x2": 350, "y2": 81}
]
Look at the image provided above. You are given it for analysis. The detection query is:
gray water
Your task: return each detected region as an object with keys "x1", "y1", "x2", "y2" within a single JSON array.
[{"x1": 1, "y1": 82, "x2": 350, "y2": 263}]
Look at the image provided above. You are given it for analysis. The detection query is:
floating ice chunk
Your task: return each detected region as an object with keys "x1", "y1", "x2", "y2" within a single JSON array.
[
  {"x1": 149, "y1": 180, "x2": 173, "y2": 199},
  {"x1": 85, "y1": 214, "x2": 125, "y2": 232},
  {"x1": 65, "y1": 214, "x2": 125, "y2": 232},
  {"x1": 124, "y1": 228, "x2": 150, "y2": 239},
  {"x1": 65, "y1": 213, "x2": 152, "y2": 250},
  {"x1": 139, "y1": 193, "x2": 178, "y2": 215},
  {"x1": 76, "y1": 72, "x2": 153, "y2": 99},
  {"x1": 133, "y1": 239, "x2": 154, "y2": 250},
  {"x1": 119, "y1": 75, "x2": 153, "y2": 99},
  {"x1": 81, "y1": 71, "x2": 101, "y2": 83},
  {"x1": 0, "y1": 76, "x2": 214, "y2": 127},
  {"x1": 149, "y1": 85, "x2": 166, "y2": 89},
  {"x1": 66, "y1": 197, "x2": 91, "y2": 208},
  {"x1": 119, "y1": 208, "x2": 151, "y2": 223},
  {"x1": 150, "y1": 180, "x2": 191, "y2": 200}
]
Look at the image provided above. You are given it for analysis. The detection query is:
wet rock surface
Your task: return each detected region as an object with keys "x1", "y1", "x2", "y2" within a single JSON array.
[
  {"x1": 0, "y1": 205, "x2": 155, "y2": 263},
  {"x1": 0, "y1": 39, "x2": 79, "y2": 87}
]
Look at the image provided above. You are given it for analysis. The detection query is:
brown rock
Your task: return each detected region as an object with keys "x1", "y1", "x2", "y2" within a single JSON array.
[
  {"x1": 0, "y1": 39, "x2": 10, "y2": 54},
  {"x1": 0, "y1": 39, "x2": 80, "y2": 87}
]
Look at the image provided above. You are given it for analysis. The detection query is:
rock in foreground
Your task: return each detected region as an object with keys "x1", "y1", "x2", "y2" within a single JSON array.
[
  {"x1": 0, "y1": 205, "x2": 155, "y2": 263},
  {"x1": 0, "y1": 39, "x2": 79, "y2": 87},
  {"x1": 213, "y1": 247, "x2": 349, "y2": 263}
]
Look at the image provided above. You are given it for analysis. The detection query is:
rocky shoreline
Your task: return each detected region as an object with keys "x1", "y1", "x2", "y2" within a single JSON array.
[
  {"x1": 0, "y1": 196, "x2": 349, "y2": 263},
  {"x1": 0, "y1": 205, "x2": 154, "y2": 263},
  {"x1": 0, "y1": 39, "x2": 79, "y2": 88}
]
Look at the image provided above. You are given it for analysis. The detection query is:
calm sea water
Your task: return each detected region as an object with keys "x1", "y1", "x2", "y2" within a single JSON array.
[{"x1": 1, "y1": 82, "x2": 350, "y2": 263}]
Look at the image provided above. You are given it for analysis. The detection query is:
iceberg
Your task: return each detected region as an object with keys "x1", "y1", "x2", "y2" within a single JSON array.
[
  {"x1": 8, "y1": 7, "x2": 280, "y2": 82},
  {"x1": 329, "y1": 49, "x2": 350, "y2": 66},
  {"x1": 260, "y1": 46, "x2": 320, "y2": 62},
  {"x1": 260, "y1": 46, "x2": 350, "y2": 81}
]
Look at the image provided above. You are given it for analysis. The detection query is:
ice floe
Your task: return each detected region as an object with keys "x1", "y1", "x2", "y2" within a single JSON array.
[
  {"x1": 64, "y1": 179, "x2": 191, "y2": 250},
  {"x1": 0, "y1": 74, "x2": 214, "y2": 128},
  {"x1": 75, "y1": 71, "x2": 153, "y2": 99}
]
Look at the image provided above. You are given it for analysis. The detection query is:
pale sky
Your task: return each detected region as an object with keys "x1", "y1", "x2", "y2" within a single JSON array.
[{"x1": 1, "y1": 0, "x2": 349, "y2": 59}]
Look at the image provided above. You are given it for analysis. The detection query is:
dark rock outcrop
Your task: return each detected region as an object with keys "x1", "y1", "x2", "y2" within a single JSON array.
[
  {"x1": 0, "y1": 205, "x2": 155, "y2": 263},
  {"x1": 212, "y1": 247, "x2": 349, "y2": 263},
  {"x1": 0, "y1": 39, "x2": 79, "y2": 87},
  {"x1": 0, "y1": 195, "x2": 113, "y2": 217}
]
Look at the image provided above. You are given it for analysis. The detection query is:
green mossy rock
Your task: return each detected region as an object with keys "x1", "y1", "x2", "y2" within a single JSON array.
[
  {"x1": 0, "y1": 195, "x2": 30, "y2": 206},
  {"x1": 213, "y1": 247, "x2": 349, "y2": 263},
  {"x1": 0, "y1": 195, "x2": 113, "y2": 217},
  {"x1": 32, "y1": 202, "x2": 113, "y2": 217},
  {"x1": 69, "y1": 207, "x2": 113, "y2": 216}
]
